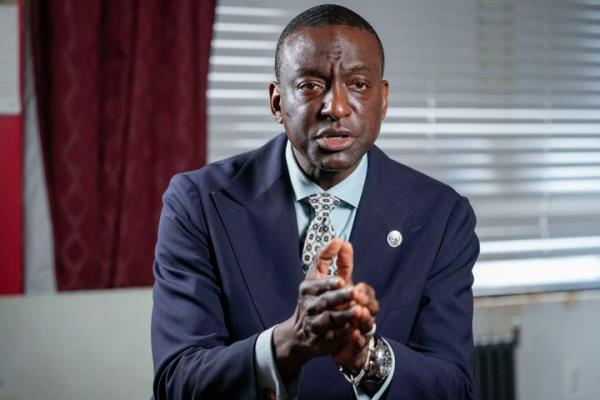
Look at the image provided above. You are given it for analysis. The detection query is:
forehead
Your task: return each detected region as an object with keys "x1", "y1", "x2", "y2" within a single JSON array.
[{"x1": 279, "y1": 25, "x2": 382, "y2": 76}]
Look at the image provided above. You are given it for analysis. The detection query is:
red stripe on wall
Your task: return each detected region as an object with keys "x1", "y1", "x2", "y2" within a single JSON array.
[
  {"x1": 0, "y1": 0, "x2": 23, "y2": 295},
  {"x1": 0, "y1": 115, "x2": 23, "y2": 295}
]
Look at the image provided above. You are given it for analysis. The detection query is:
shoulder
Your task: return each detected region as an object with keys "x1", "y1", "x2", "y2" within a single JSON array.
[
  {"x1": 370, "y1": 145, "x2": 464, "y2": 212},
  {"x1": 172, "y1": 150, "x2": 252, "y2": 194},
  {"x1": 167, "y1": 134, "x2": 286, "y2": 198}
]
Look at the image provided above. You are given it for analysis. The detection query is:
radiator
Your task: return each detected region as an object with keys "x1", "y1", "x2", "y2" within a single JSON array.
[{"x1": 474, "y1": 327, "x2": 519, "y2": 400}]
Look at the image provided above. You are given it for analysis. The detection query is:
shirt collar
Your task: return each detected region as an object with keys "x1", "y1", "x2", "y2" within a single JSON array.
[{"x1": 285, "y1": 140, "x2": 367, "y2": 208}]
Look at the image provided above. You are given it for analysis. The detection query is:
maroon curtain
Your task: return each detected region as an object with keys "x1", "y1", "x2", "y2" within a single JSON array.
[{"x1": 31, "y1": 0, "x2": 215, "y2": 290}]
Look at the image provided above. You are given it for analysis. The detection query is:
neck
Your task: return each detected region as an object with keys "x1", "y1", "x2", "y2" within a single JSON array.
[{"x1": 292, "y1": 148, "x2": 358, "y2": 190}]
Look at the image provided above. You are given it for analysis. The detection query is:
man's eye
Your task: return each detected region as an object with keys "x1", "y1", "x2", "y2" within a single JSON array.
[
  {"x1": 298, "y1": 82, "x2": 322, "y2": 91},
  {"x1": 352, "y1": 81, "x2": 369, "y2": 90}
]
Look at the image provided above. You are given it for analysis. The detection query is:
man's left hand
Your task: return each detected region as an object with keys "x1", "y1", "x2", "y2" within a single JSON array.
[
  {"x1": 312, "y1": 239, "x2": 380, "y2": 371},
  {"x1": 331, "y1": 282, "x2": 379, "y2": 370}
]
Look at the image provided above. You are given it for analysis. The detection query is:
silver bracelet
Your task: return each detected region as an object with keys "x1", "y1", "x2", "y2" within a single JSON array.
[{"x1": 339, "y1": 335, "x2": 376, "y2": 386}]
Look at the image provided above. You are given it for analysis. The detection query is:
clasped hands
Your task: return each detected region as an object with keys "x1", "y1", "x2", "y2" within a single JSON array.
[{"x1": 273, "y1": 238, "x2": 379, "y2": 381}]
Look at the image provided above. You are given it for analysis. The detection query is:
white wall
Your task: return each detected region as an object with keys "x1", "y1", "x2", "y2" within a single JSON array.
[
  {"x1": 0, "y1": 289, "x2": 153, "y2": 400},
  {"x1": 1, "y1": 289, "x2": 599, "y2": 400}
]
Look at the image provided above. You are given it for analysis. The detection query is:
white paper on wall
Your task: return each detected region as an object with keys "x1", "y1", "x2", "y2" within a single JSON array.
[{"x1": 0, "y1": 4, "x2": 20, "y2": 115}]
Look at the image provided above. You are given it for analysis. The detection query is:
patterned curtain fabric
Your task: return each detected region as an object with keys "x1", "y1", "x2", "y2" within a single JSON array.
[{"x1": 30, "y1": 0, "x2": 215, "y2": 289}]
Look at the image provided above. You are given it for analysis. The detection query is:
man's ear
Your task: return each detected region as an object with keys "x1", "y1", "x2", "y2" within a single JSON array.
[
  {"x1": 380, "y1": 80, "x2": 389, "y2": 120},
  {"x1": 269, "y1": 82, "x2": 284, "y2": 124}
]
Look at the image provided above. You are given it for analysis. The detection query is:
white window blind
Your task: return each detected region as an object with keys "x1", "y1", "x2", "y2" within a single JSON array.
[{"x1": 207, "y1": 0, "x2": 600, "y2": 295}]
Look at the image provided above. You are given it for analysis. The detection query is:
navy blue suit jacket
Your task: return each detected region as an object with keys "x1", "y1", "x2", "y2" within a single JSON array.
[{"x1": 151, "y1": 133, "x2": 479, "y2": 399}]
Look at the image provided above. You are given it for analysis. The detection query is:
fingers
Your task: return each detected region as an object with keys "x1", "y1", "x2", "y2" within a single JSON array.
[
  {"x1": 348, "y1": 283, "x2": 378, "y2": 336},
  {"x1": 314, "y1": 238, "x2": 344, "y2": 277},
  {"x1": 305, "y1": 238, "x2": 354, "y2": 285},
  {"x1": 304, "y1": 286, "x2": 353, "y2": 316},
  {"x1": 352, "y1": 283, "x2": 379, "y2": 317},
  {"x1": 335, "y1": 241, "x2": 354, "y2": 285},
  {"x1": 303, "y1": 238, "x2": 354, "y2": 282},
  {"x1": 299, "y1": 276, "x2": 344, "y2": 297},
  {"x1": 356, "y1": 309, "x2": 376, "y2": 335},
  {"x1": 334, "y1": 303, "x2": 375, "y2": 336},
  {"x1": 293, "y1": 241, "x2": 379, "y2": 365},
  {"x1": 308, "y1": 306, "x2": 364, "y2": 335},
  {"x1": 323, "y1": 324, "x2": 353, "y2": 341}
]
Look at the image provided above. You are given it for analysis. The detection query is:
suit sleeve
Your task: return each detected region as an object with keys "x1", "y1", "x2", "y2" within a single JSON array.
[
  {"x1": 383, "y1": 196, "x2": 479, "y2": 399},
  {"x1": 151, "y1": 174, "x2": 259, "y2": 399}
]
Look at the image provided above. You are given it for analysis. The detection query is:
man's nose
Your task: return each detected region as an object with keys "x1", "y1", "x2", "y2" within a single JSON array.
[{"x1": 321, "y1": 83, "x2": 351, "y2": 120}]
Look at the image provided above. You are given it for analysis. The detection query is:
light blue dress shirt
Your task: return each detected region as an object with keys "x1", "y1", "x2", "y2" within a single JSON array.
[{"x1": 254, "y1": 140, "x2": 395, "y2": 399}]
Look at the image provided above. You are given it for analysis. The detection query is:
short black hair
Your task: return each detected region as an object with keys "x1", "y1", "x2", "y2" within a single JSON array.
[{"x1": 274, "y1": 4, "x2": 385, "y2": 81}]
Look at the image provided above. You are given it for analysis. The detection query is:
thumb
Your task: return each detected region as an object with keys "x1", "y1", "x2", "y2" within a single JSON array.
[
  {"x1": 307, "y1": 238, "x2": 344, "y2": 279},
  {"x1": 335, "y1": 241, "x2": 354, "y2": 285}
]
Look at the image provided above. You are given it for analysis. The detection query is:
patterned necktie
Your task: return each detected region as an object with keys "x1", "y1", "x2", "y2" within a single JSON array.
[{"x1": 301, "y1": 193, "x2": 341, "y2": 274}]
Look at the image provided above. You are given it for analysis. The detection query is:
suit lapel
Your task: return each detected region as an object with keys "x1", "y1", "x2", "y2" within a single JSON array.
[
  {"x1": 211, "y1": 135, "x2": 304, "y2": 329},
  {"x1": 350, "y1": 146, "x2": 421, "y2": 301}
]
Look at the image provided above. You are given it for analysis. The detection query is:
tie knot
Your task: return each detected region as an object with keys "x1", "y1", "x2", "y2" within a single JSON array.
[{"x1": 307, "y1": 193, "x2": 341, "y2": 215}]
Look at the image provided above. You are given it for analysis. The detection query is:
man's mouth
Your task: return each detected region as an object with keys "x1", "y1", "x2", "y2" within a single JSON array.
[{"x1": 315, "y1": 130, "x2": 355, "y2": 152}]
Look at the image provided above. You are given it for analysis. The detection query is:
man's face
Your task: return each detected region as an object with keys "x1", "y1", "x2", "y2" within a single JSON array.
[{"x1": 270, "y1": 25, "x2": 388, "y2": 181}]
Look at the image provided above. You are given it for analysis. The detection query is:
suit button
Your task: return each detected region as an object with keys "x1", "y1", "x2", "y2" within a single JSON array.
[{"x1": 387, "y1": 230, "x2": 403, "y2": 247}]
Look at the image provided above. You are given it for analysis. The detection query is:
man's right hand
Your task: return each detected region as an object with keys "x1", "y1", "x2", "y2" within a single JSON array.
[{"x1": 272, "y1": 239, "x2": 367, "y2": 380}]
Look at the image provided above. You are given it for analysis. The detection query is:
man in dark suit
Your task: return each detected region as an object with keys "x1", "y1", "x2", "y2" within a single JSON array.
[{"x1": 151, "y1": 4, "x2": 479, "y2": 399}]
